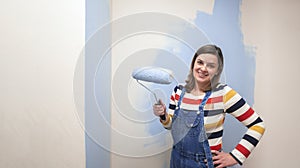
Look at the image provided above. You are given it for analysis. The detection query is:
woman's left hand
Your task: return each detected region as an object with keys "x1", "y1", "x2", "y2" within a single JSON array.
[{"x1": 211, "y1": 150, "x2": 238, "y2": 168}]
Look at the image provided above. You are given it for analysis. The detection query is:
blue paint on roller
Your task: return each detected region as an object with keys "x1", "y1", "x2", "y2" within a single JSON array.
[{"x1": 132, "y1": 66, "x2": 175, "y2": 85}]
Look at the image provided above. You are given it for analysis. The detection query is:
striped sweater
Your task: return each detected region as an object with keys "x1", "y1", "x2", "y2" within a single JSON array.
[{"x1": 161, "y1": 84, "x2": 265, "y2": 165}]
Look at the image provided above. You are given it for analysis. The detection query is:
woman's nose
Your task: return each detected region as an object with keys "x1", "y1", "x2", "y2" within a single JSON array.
[{"x1": 200, "y1": 64, "x2": 207, "y2": 71}]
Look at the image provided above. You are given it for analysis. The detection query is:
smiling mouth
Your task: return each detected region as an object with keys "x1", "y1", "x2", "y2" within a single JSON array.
[{"x1": 197, "y1": 70, "x2": 209, "y2": 78}]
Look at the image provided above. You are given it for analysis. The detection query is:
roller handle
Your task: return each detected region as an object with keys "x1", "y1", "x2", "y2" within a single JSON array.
[{"x1": 156, "y1": 100, "x2": 166, "y2": 120}]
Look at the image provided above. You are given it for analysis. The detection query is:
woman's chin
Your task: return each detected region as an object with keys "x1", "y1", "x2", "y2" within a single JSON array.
[{"x1": 195, "y1": 77, "x2": 210, "y2": 84}]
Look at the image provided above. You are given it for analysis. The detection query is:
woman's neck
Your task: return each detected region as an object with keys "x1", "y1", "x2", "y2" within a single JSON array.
[{"x1": 192, "y1": 82, "x2": 211, "y2": 95}]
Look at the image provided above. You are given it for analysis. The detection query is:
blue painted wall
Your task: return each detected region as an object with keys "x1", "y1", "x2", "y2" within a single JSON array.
[{"x1": 85, "y1": 0, "x2": 111, "y2": 167}]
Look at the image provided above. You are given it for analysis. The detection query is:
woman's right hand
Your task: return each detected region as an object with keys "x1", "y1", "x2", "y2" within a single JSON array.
[{"x1": 153, "y1": 99, "x2": 167, "y2": 118}]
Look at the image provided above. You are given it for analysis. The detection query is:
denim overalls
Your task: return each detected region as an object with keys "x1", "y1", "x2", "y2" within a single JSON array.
[{"x1": 170, "y1": 88, "x2": 214, "y2": 168}]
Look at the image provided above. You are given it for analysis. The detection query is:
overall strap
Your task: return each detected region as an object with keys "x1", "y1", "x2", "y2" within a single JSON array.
[
  {"x1": 199, "y1": 90, "x2": 211, "y2": 109},
  {"x1": 177, "y1": 87, "x2": 185, "y2": 108},
  {"x1": 199, "y1": 91, "x2": 214, "y2": 168},
  {"x1": 173, "y1": 87, "x2": 185, "y2": 117}
]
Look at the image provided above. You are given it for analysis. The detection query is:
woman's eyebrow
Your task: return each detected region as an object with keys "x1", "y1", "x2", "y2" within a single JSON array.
[
  {"x1": 207, "y1": 62, "x2": 217, "y2": 65},
  {"x1": 197, "y1": 59, "x2": 216, "y2": 65}
]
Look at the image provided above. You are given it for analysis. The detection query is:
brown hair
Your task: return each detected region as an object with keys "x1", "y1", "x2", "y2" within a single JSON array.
[{"x1": 184, "y1": 44, "x2": 224, "y2": 92}]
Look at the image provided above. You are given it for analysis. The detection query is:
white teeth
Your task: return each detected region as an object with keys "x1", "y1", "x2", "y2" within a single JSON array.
[
  {"x1": 198, "y1": 71, "x2": 208, "y2": 77},
  {"x1": 198, "y1": 72, "x2": 208, "y2": 78}
]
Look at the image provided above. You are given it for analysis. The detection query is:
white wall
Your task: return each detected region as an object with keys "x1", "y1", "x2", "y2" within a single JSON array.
[
  {"x1": 242, "y1": 0, "x2": 300, "y2": 167},
  {"x1": 0, "y1": 0, "x2": 86, "y2": 168}
]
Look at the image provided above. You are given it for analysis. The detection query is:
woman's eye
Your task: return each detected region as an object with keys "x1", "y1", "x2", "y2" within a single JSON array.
[{"x1": 197, "y1": 60, "x2": 204, "y2": 65}]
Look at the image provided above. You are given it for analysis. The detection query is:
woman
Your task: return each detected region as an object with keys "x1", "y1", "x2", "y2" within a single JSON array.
[{"x1": 153, "y1": 44, "x2": 265, "y2": 168}]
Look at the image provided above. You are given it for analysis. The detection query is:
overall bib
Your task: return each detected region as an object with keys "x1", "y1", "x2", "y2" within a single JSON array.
[{"x1": 170, "y1": 88, "x2": 214, "y2": 168}]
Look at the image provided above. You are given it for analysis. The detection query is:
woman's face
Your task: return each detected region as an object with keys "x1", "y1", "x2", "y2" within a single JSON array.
[{"x1": 193, "y1": 53, "x2": 219, "y2": 87}]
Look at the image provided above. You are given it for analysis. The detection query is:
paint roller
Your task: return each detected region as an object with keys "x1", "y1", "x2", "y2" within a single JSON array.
[{"x1": 132, "y1": 66, "x2": 177, "y2": 120}]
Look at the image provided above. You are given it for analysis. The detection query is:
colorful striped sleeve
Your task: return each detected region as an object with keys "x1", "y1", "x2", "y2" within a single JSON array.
[
  {"x1": 160, "y1": 85, "x2": 182, "y2": 129},
  {"x1": 224, "y1": 86, "x2": 266, "y2": 165}
]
